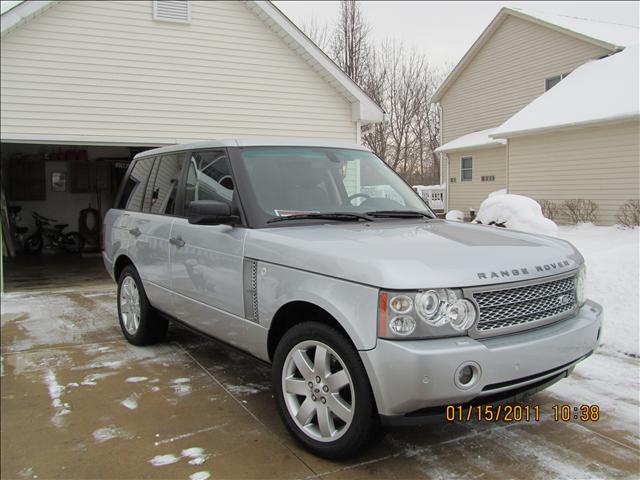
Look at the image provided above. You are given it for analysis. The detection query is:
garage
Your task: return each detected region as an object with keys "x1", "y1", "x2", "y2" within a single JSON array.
[{"x1": 0, "y1": 0, "x2": 384, "y2": 292}]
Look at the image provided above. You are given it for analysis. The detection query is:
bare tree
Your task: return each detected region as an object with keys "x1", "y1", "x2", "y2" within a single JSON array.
[
  {"x1": 300, "y1": 16, "x2": 331, "y2": 53},
  {"x1": 332, "y1": 0, "x2": 371, "y2": 85}
]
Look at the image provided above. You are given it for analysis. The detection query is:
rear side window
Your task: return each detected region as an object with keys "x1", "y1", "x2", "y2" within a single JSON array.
[
  {"x1": 144, "y1": 153, "x2": 186, "y2": 215},
  {"x1": 117, "y1": 156, "x2": 156, "y2": 211},
  {"x1": 184, "y1": 150, "x2": 234, "y2": 215}
]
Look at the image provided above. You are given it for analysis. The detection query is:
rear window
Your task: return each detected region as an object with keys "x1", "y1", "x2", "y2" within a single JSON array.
[
  {"x1": 145, "y1": 153, "x2": 186, "y2": 215},
  {"x1": 117, "y1": 156, "x2": 156, "y2": 211}
]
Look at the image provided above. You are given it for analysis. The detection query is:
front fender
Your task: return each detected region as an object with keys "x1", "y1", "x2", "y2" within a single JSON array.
[{"x1": 256, "y1": 262, "x2": 379, "y2": 350}]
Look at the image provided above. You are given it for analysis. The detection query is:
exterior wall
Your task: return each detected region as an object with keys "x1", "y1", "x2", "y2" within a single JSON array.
[
  {"x1": 447, "y1": 146, "x2": 507, "y2": 214},
  {"x1": 0, "y1": 1, "x2": 356, "y2": 144},
  {"x1": 507, "y1": 120, "x2": 640, "y2": 225},
  {"x1": 439, "y1": 15, "x2": 610, "y2": 143}
]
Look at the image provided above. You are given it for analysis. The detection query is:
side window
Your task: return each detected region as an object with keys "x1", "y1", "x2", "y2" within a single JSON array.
[
  {"x1": 461, "y1": 156, "x2": 473, "y2": 182},
  {"x1": 117, "y1": 156, "x2": 156, "y2": 211},
  {"x1": 184, "y1": 150, "x2": 234, "y2": 214},
  {"x1": 145, "y1": 153, "x2": 186, "y2": 215}
]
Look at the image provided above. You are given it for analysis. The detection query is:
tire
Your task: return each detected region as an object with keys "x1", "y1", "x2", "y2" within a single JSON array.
[
  {"x1": 23, "y1": 234, "x2": 43, "y2": 254},
  {"x1": 272, "y1": 321, "x2": 379, "y2": 459},
  {"x1": 117, "y1": 265, "x2": 168, "y2": 346},
  {"x1": 62, "y1": 232, "x2": 84, "y2": 253}
]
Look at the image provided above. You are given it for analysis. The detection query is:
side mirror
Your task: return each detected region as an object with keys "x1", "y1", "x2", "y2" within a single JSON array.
[{"x1": 187, "y1": 200, "x2": 239, "y2": 225}]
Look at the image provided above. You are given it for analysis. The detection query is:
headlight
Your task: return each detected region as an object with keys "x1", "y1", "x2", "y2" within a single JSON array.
[
  {"x1": 379, "y1": 289, "x2": 478, "y2": 339},
  {"x1": 576, "y1": 264, "x2": 587, "y2": 305}
]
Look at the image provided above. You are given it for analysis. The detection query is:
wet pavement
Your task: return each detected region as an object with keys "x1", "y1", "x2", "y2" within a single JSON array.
[{"x1": 1, "y1": 282, "x2": 639, "y2": 479}]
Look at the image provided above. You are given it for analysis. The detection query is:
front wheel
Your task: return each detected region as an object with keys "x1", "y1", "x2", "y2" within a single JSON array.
[
  {"x1": 272, "y1": 322, "x2": 379, "y2": 459},
  {"x1": 24, "y1": 234, "x2": 43, "y2": 254}
]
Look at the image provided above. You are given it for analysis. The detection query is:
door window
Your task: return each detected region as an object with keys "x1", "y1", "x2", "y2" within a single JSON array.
[
  {"x1": 184, "y1": 150, "x2": 234, "y2": 215},
  {"x1": 117, "y1": 156, "x2": 156, "y2": 211},
  {"x1": 145, "y1": 153, "x2": 186, "y2": 215}
]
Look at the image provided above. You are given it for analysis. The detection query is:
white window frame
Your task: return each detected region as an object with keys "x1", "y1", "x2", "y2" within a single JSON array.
[
  {"x1": 460, "y1": 156, "x2": 473, "y2": 182},
  {"x1": 544, "y1": 72, "x2": 569, "y2": 91},
  {"x1": 153, "y1": 0, "x2": 191, "y2": 24}
]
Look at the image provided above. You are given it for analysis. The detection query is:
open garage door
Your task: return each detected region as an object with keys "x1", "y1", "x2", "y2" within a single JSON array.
[{"x1": 0, "y1": 143, "x2": 155, "y2": 293}]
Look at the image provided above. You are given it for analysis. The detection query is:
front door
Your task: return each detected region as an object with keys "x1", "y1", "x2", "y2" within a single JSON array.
[{"x1": 169, "y1": 149, "x2": 247, "y2": 340}]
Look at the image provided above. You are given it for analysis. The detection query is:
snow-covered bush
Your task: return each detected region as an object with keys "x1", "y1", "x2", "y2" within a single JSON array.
[
  {"x1": 445, "y1": 210, "x2": 465, "y2": 222},
  {"x1": 474, "y1": 190, "x2": 558, "y2": 234},
  {"x1": 538, "y1": 199, "x2": 561, "y2": 221},
  {"x1": 563, "y1": 199, "x2": 599, "y2": 224},
  {"x1": 617, "y1": 200, "x2": 640, "y2": 227}
]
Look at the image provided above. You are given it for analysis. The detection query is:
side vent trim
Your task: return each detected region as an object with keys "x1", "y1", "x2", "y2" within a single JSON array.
[
  {"x1": 153, "y1": 0, "x2": 191, "y2": 24},
  {"x1": 243, "y1": 258, "x2": 259, "y2": 323}
]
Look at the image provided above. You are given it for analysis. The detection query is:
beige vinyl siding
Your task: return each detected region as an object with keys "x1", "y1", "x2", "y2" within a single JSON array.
[
  {"x1": 448, "y1": 146, "x2": 507, "y2": 213},
  {"x1": 439, "y1": 15, "x2": 610, "y2": 143},
  {"x1": 508, "y1": 121, "x2": 640, "y2": 225},
  {"x1": 0, "y1": 1, "x2": 356, "y2": 144}
]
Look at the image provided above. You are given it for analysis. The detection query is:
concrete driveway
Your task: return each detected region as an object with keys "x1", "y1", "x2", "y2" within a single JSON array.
[{"x1": 1, "y1": 285, "x2": 638, "y2": 479}]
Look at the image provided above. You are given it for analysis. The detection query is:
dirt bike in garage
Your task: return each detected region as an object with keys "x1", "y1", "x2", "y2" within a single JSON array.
[{"x1": 24, "y1": 212, "x2": 85, "y2": 254}]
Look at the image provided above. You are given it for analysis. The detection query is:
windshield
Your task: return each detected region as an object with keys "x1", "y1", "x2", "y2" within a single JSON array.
[{"x1": 236, "y1": 146, "x2": 433, "y2": 225}]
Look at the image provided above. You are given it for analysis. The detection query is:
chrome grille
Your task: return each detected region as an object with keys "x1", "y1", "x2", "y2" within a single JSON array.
[{"x1": 471, "y1": 274, "x2": 577, "y2": 335}]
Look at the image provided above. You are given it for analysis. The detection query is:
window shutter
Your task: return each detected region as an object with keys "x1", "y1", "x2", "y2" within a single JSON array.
[{"x1": 153, "y1": 0, "x2": 191, "y2": 23}]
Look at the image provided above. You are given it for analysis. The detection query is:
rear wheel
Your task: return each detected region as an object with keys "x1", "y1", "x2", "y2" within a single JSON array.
[
  {"x1": 117, "y1": 266, "x2": 168, "y2": 345},
  {"x1": 272, "y1": 322, "x2": 379, "y2": 459},
  {"x1": 62, "y1": 232, "x2": 84, "y2": 253}
]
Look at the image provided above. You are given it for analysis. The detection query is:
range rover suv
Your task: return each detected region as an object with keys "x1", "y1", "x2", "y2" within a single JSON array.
[{"x1": 103, "y1": 139, "x2": 602, "y2": 459}]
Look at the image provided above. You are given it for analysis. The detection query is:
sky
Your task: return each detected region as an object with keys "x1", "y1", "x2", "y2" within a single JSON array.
[{"x1": 273, "y1": 1, "x2": 639, "y2": 67}]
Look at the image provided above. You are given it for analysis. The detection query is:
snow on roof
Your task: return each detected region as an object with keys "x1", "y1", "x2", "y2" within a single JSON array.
[
  {"x1": 492, "y1": 46, "x2": 639, "y2": 138},
  {"x1": 435, "y1": 128, "x2": 506, "y2": 153}
]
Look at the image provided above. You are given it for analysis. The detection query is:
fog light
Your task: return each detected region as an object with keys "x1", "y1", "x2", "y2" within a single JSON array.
[
  {"x1": 389, "y1": 316, "x2": 416, "y2": 336},
  {"x1": 454, "y1": 362, "x2": 481, "y2": 390},
  {"x1": 458, "y1": 365, "x2": 474, "y2": 385}
]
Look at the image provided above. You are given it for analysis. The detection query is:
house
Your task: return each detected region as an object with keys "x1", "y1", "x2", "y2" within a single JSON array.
[
  {"x1": 0, "y1": 0, "x2": 383, "y2": 285},
  {"x1": 433, "y1": 7, "x2": 639, "y2": 224}
]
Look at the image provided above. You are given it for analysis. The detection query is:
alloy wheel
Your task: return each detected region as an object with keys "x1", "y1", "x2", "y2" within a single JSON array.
[{"x1": 120, "y1": 275, "x2": 141, "y2": 335}]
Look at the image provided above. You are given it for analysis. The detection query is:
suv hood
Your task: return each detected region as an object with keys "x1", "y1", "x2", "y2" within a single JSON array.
[{"x1": 244, "y1": 220, "x2": 582, "y2": 289}]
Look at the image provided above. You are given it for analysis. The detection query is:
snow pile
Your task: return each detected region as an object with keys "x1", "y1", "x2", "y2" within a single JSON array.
[
  {"x1": 473, "y1": 190, "x2": 558, "y2": 234},
  {"x1": 445, "y1": 210, "x2": 465, "y2": 222},
  {"x1": 554, "y1": 224, "x2": 639, "y2": 356}
]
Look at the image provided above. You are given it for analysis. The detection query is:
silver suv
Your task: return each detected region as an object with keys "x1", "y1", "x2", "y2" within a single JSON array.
[{"x1": 103, "y1": 139, "x2": 602, "y2": 459}]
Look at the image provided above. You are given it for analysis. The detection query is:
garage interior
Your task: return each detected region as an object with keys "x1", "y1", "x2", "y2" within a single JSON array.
[{"x1": 0, "y1": 143, "x2": 154, "y2": 292}]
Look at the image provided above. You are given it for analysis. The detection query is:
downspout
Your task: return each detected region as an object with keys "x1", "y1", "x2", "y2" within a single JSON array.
[{"x1": 436, "y1": 102, "x2": 448, "y2": 212}]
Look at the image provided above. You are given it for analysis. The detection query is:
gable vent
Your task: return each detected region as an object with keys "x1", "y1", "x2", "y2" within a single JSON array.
[{"x1": 153, "y1": 0, "x2": 191, "y2": 23}]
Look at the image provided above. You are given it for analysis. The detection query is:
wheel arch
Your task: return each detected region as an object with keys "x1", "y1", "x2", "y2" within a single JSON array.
[
  {"x1": 113, "y1": 254, "x2": 134, "y2": 281},
  {"x1": 267, "y1": 301, "x2": 354, "y2": 362}
]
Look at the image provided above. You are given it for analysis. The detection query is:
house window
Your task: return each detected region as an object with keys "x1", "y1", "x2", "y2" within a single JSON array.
[
  {"x1": 153, "y1": 0, "x2": 191, "y2": 23},
  {"x1": 545, "y1": 72, "x2": 569, "y2": 91},
  {"x1": 460, "y1": 157, "x2": 472, "y2": 182}
]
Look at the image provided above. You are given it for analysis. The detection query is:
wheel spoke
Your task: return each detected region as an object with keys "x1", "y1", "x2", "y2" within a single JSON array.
[
  {"x1": 327, "y1": 395, "x2": 353, "y2": 423},
  {"x1": 316, "y1": 404, "x2": 334, "y2": 438},
  {"x1": 326, "y1": 369, "x2": 349, "y2": 392},
  {"x1": 285, "y1": 377, "x2": 309, "y2": 396},
  {"x1": 313, "y1": 345, "x2": 329, "y2": 379},
  {"x1": 292, "y1": 350, "x2": 314, "y2": 381},
  {"x1": 295, "y1": 397, "x2": 316, "y2": 425}
]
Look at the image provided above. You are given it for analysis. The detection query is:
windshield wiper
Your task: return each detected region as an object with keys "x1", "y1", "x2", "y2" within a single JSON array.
[
  {"x1": 365, "y1": 210, "x2": 434, "y2": 219},
  {"x1": 267, "y1": 212, "x2": 373, "y2": 224}
]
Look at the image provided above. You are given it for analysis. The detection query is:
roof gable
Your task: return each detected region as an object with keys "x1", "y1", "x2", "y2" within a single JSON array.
[
  {"x1": 1, "y1": 0, "x2": 384, "y2": 123},
  {"x1": 433, "y1": 7, "x2": 637, "y2": 103}
]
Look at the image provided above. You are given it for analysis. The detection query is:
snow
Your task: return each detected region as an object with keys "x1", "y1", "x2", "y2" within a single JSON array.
[
  {"x1": 435, "y1": 128, "x2": 506, "y2": 153},
  {"x1": 189, "y1": 473, "x2": 210, "y2": 480},
  {"x1": 149, "y1": 454, "x2": 179, "y2": 466},
  {"x1": 120, "y1": 395, "x2": 138, "y2": 410},
  {"x1": 125, "y1": 376, "x2": 147, "y2": 383},
  {"x1": 511, "y1": 7, "x2": 640, "y2": 49},
  {"x1": 92, "y1": 426, "x2": 133, "y2": 443},
  {"x1": 492, "y1": 46, "x2": 639, "y2": 138},
  {"x1": 553, "y1": 224, "x2": 639, "y2": 356},
  {"x1": 473, "y1": 190, "x2": 558, "y2": 235},
  {"x1": 445, "y1": 210, "x2": 465, "y2": 222}
]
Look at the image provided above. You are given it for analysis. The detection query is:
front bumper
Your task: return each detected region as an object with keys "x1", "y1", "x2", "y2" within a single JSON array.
[{"x1": 360, "y1": 300, "x2": 602, "y2": 419}]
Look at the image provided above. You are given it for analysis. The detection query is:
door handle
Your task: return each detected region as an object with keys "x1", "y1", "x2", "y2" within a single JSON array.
[
  {"x1": 169, "y1": 236, "x2": 185, "y2": 248},
  {"x1": 129, "y1": 227, "x2": 141, "y2": 237}
]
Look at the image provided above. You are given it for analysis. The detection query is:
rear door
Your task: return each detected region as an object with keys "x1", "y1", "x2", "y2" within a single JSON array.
[
  {"x1": 169, "y1": 149, "x2": 248, "y2": 338},
  {"x1": 128, "y1": 152, "x2": 186, "y2": 313}
]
